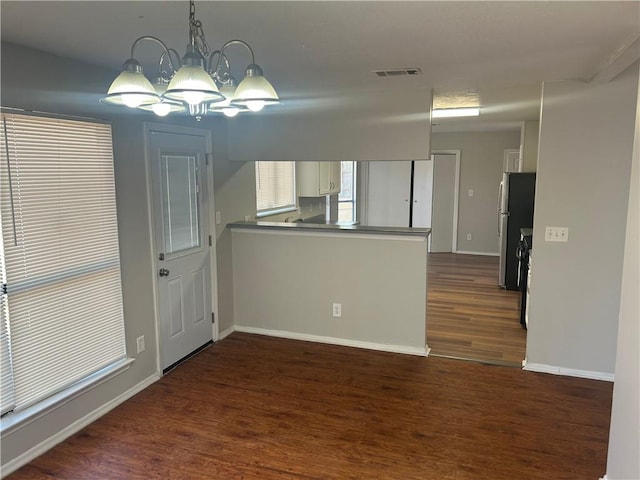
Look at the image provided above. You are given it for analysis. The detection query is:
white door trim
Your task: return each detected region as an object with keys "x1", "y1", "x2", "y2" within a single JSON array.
[
  {"x1": 431, "y1": 150, "x2": 461, "y2": 253},
  {"x1": 143, "y1": 122, "x2": 219, "y2": 376}
]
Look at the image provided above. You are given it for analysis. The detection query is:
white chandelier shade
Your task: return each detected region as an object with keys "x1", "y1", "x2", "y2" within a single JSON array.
[
  {"x1": 100, "y1": 60, "x2": 160, "y2": 108},
  {"x1": 101, "y1": 1, "x2": 280, "y2": 119},
  {"x1": 231, "y1": 65, "x2": 280, "y2": 112}
]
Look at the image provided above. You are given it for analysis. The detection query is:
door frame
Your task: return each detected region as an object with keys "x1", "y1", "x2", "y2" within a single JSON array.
[
  {"x1": 430, "y1": 150, "x2": 461, "y2": 253},
  {"x1": 143, "y1": 122, "x2": 219, "y2": 376}
]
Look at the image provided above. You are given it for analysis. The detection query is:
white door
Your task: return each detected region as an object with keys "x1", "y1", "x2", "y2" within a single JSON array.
[
  {"x1": 366, "y1": 161, "x2": 411, "y2": 227},
  {"x1": 430, "y1": 154, "x2": 457, "y2": 252},
  {"x1": 149, "y1": 130, "x2": 213, "y2": 371},
  {"x1": 412, "y1": 160, "x2": 433, "y2": 228}
]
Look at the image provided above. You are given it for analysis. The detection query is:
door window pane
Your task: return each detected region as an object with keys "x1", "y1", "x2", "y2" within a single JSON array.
[{"x1": 161, "y1": 155, "x2": 200, "y2": 254}]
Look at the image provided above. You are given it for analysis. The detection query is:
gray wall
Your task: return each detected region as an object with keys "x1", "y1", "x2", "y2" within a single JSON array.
[
  {"x1": 431, "y1": 130, "x2": 521, "y2": 254},
  {"x1": 212, "y1": 159, "x2": 328, "y2": 336},
  {"x1": 526, "y1": 65, "x2": 639, "y2": 376},
  {"x1": 231, "y1": 228, "x2": 428, "y2": 354},
  {"x1": 520, "y1": 120, "x2": 539, "y2": 172},
  {"x1": 227, "y1": 89, "x2": 432, "y2": 162},
  {"x1": 0, "y1": 43, "x2": 162, "y2": 468},
  {"x1": 605, "y1": 65, "x2": 640, "y2": 480}
]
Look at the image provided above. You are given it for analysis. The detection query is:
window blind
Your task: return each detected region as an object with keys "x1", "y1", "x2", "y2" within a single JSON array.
[
  {"x1": 255, "y1": 161, "x2": 296, "y2": 214},
  {"x1": 0, "y1": 112, "x2": 126, "y2": 412},
  {"x1": 0, "y1": 229, "x2": 15, "y2": 414}
]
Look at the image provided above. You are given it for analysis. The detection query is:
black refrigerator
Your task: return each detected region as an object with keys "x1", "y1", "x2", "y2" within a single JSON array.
[{"x1": 498, "y1": 172, "x2": 536, "y2": 290}]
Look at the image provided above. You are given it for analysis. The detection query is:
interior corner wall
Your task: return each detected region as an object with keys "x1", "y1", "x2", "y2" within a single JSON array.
[
  {"x1": 430, "y1": 130, "x2": 521, "y2": 254},
  {"x1": 526, "y1": 65, "x2": 639, "y2": 376},
  {"x1": 605, "y1": 64, "x2": 640, "y2": 480},
  {"x1": 211, "y1": 140, "x2": 256, "y2": 335}
]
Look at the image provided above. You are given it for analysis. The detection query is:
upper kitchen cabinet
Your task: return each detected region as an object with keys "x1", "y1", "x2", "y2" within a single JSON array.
[{"x1": 297, "y1": 161, "x2": 341, "y2": 196}]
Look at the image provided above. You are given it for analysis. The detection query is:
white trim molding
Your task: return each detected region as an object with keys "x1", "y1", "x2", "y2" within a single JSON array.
[
  {"x1": 218, "y1": 326, "x2": 235, "y2": 340},
  {"x1": 235, "y1": 326, "x2": 427, "y2": 357},
  {"x1": 522, "y1": 361, "x2": 614, "y2": 382},
  {"x1": 1, "y1": 373, "x2": 160, "y2": 477},
  {"x1": 455, "y1": 250, "x2": 500, "y2": 257}
]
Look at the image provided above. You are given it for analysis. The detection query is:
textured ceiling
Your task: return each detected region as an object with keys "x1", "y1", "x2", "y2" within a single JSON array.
[{"x1": 2, "y1": 1, "x2": 639, "y2": 130}]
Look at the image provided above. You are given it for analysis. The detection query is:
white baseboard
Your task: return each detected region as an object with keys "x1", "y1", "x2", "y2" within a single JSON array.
[
  {"x1": 234, "y1": 325, "x2": 427, "y2": 357},
  {"x1": 455, "y1": 250, "x2": 500, "y2": 257},
  {"x1": 218, "y1": 325, "x2": 235, "y2": 340},
  {"x1": 600, "y1": 475, "x2": 608, "y2": 480},
  {"x1": 522, "y1": 360, "x2": 614, "y2": 382},
  {"x1": 1, "y1": 373, "x2": 160, "y2": 477}
]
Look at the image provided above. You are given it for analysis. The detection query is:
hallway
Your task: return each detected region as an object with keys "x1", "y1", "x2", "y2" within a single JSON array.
[{"x1": 427, "y1": 253, "x2": 527, "y2": 365}]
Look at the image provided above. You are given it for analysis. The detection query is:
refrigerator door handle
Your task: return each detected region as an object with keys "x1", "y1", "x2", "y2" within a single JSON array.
[{"x1": 497, "y1": 181, "x2": 504, "y2": 236}]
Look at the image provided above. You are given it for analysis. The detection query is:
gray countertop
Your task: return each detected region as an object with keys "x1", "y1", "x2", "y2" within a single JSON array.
[{"x1": 229, "y1": 221, "x2": 431, "y2": 237}]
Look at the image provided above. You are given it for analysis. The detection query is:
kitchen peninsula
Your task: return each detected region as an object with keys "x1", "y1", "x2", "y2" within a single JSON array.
[{"x1": 229, "y1": 221, "x2": 431, "y2": 356}]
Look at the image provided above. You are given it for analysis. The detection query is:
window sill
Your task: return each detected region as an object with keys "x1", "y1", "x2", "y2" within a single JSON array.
[
  {"x1": 256, "y1": 206, "x2": 298, "y2": 218},
  {"x1": 0, "y1": 357, "x2": 134, "y2": 435}
]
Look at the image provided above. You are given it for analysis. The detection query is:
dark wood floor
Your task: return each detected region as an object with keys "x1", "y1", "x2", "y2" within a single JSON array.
[
  {"x1": 427, "y1": 253, "x2": 527, "y2": 365},
  {"x1": 10, "y1": 333, "x2": 613, "y2": 480}
]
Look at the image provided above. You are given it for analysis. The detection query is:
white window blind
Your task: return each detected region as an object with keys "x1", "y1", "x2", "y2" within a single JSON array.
[
  {"x1": 255, "y1": 161, "x2": 296, "y2": 215},
  {"x1": 0, "y1": 112, "x2": 127, "y2": 413},
  {"x1": 0, "y1": 228, "x2": 15, "y2": 414}
]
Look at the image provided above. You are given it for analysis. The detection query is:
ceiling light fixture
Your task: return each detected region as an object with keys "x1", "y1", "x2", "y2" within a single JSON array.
[
  {"x1": 101, "y1": 0, "x2": 279, "y2": 119},
  {"x1": 432, "y1": 107, "x2": 480, "y2": 119}
]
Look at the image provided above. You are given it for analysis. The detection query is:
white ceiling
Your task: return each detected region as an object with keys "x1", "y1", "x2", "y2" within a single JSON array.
[{"x1": 2, "y1": 1, "x2": 639, "y2": 131}]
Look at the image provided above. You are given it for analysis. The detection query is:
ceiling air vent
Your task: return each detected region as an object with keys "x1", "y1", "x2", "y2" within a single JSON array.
[{"x1": 374, "y1": 68, "x2": 422, "y2": 77}]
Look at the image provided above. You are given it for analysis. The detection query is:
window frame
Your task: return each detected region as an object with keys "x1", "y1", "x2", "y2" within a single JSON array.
[
  {"x1": 0, "y1": 110, "x2": 131, "y2": 433},
  {"x1": 255, "y1": 160, "x2": 298, "y2": 217}
]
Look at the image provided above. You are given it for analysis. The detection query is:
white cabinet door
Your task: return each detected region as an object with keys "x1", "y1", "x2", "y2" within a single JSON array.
[
  {"x1": 298, "y1": 161, "x2": 341, "y2": 196},
  {"x1": 318, "y1": 162, "x2": 332, "y2": 194},
  {"x1": 366, "y1": 161, "x2": 411, "y2": 227},
  {"x1": 329, "y1": 162, "x2": 341, "y2": 194}
]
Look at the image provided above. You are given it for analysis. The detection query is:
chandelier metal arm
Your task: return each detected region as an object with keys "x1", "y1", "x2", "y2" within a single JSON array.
[
  {"x1": 208, "y1": 50, "x2": 232, "y2": 82},
  {"x1": 130, "y1": 36, "x2": 179, "y2": 74},
  {"x1": 215, "y1": 40, "x2": 256, "y2": 73}
]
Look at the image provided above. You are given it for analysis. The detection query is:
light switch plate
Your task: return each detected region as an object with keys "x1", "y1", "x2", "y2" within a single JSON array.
[
  {"x1": 215, "y1": 211, "x2": 221, "y2": 225},
  {"x1": 545, "y1": 226, "x2": 569, "y2": 242}
]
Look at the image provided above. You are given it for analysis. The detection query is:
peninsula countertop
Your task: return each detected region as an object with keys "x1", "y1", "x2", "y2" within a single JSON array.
[{"x1": 228, "y1": 221, "x2": 431, "y2": 238}]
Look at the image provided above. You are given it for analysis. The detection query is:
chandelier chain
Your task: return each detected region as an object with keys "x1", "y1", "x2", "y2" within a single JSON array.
[{"x1": 189, "y1": 0, "x2": 210, "y2": 57}]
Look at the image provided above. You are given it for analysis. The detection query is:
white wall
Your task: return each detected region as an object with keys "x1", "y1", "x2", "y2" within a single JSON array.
[
  {"x1": 431, "y1": 130, "x2": 521, "y2": 254},
  {"x1": 526, "y1": 65, "x2": 639, "y2": 377},
  {"x1": 231, "y1": 228, "x2": 428, "y2": 355},
  {"x1": 605, "y1": 64, "x2": 640, "y2": 480}
]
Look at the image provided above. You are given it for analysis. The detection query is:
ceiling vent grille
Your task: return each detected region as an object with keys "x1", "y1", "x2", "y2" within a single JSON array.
[{"x1": 374, "y1": 68, "x2": 422, "y2": 77}]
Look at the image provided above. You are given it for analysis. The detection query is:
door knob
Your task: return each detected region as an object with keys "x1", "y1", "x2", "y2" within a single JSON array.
[{"x1": 159, "y1": 268, "x2": 170, "y2": 277}]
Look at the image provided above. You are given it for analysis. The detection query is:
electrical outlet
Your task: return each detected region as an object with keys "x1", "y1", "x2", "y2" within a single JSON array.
[
  {"x1": 545, "y1": 226, "x2": 569, "y2": 242},
  {"x1": 468, "y1": 189, "x2": 474, "y2": 197},
  {"x1": 466, "y1": 233, "x2": 472, "y2": 241},
  {"x1": 332, "y1": 303, "x2": 342, "y2": 318},
  {"x1": 136, "y1": 335, "x2": 145, "y2": 354},
  {"x1": 215, "y1": 211, "x2": 221, "y2": 225},
  {"x1": 244, "y1": 215, "x2": 251, "y2": 221}
]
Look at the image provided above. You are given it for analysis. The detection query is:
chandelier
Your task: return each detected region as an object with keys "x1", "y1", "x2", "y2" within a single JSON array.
[{"x1": 101, "y1": 0, "x2": 279, "y2": 119}]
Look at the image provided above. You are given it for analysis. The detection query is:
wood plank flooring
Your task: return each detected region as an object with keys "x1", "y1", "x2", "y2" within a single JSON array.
[
  {"x1": 8, "y1": 333, "x2": 613, "y2": 480},
  {"x1": 427, "y1": 253, "x2": 527, "y2": 365}
]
